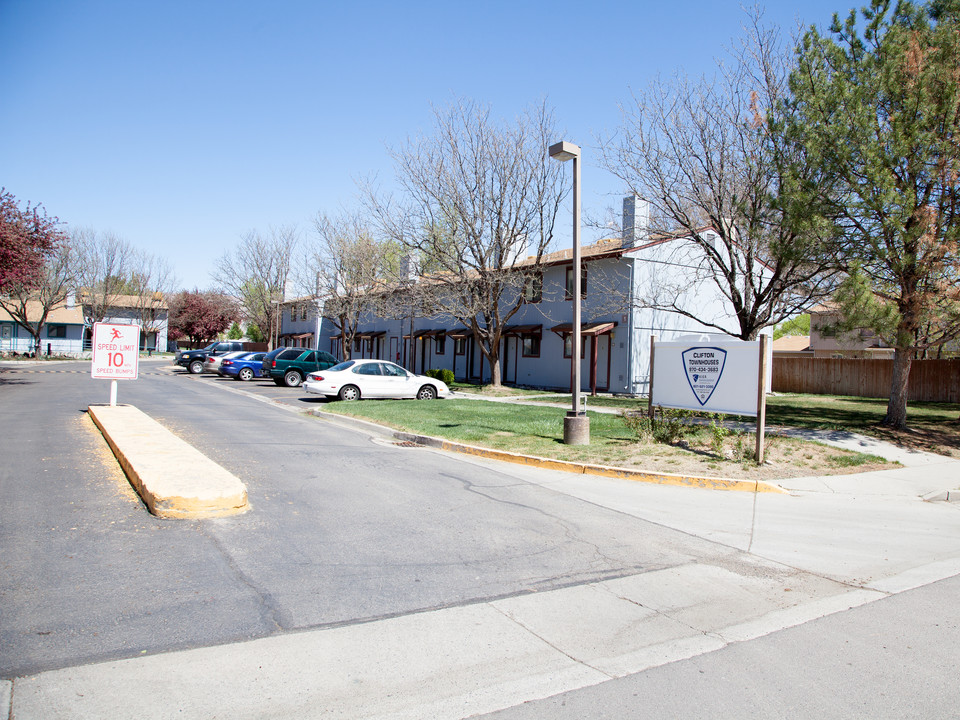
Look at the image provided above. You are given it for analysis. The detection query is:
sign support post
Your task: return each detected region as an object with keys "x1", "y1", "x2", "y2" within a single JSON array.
[
  {"x1": 648, "y1": 334, "x2": 656, "y2": 419},
  {"x1": 755, "y1": 334, "x2": 769, "y2": 464}
]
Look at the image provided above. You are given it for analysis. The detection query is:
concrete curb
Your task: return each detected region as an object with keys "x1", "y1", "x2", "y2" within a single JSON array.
[
  {"x1": 923, "y1": 489, "x2": 960, "y2": 503},
  {"x1": 307, "y1": 409, "x2": 786, "y2": 494},
  {"x1": 88, "y1": 404, "x2": 249, "y2": 519}
]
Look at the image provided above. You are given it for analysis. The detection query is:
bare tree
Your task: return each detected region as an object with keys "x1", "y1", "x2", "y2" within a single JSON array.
[
  {"x1": 71, "y1": 228, "x2": 135, "y2": 325},
  {"x1": 598, "y1": 13, "x2": 837, "y2": 340},
  {"x1": 298, "y1": 211, "x2": 398, "y2": 359},
  {"x1": 0, "y1": 240, "x2": 75, "y2": 355},
  {"x1": 215, "y1": 226, "x2": 298, "y2": 350},
  {"x1": 368, "y1": 98, "x2": 566, "y2": 386},
  {"x1": 127, "y1": 250, "x2": 178, "y2": 350}
]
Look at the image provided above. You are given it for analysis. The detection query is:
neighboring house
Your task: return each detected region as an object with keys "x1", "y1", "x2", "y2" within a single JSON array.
[
  {"x1": 808, "y1": 304, "x2": 895, "y2": 359},
  {"x1": 772, "y1": 335, "x2": 813, "y2": 358},
  {"x1": 0, "y1": 297, "x2": 86, "y2": 355},
  {"x1": 281, "y1": 197, "x2": 770, "y2": 395},
  {"x1": 79, "y1": 293, "x2": 170, "y2": 353},
  {"x1": 278, "y1": 297, "x2": 324, "y2": 349}
]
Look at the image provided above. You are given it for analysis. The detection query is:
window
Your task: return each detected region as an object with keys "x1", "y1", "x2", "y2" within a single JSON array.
[
  {"x1": 455, "y1": 337, "x2": 466, "y2": 355},
  {"x1": 523, "y1": 273, "x2": 543, "y2": 303},
  {"x1": 302, "y1": 351, "x2": 318, "y2": 363},
  {"x1": 521, "y1": 333, "x2": 541, "y2": 358},
  {"x1": 354, "y1": 337, "x2": 362, "y2": 353},
  {"x1": 279, "y1": 349, "x2": 302, "y2": 360},
  {"x1": 47, "y1": 324, "x2": 67, "y2": 338},
  {"x1": 354, "y1": 362, "x2": 383, "y2": 375},
  {"x1": 435, "y1": 332, "x2": 446, "y2": 354},
  {"x1": 288, "y1": 307, "x2": 296, "y2": 323},
  {"x1": 300, "y1": 304, "x2": 307, "y2": 321},
  {"x1": 563, "y1": 335, "x2": 586, "y2": 359},
  {"x1": 565, "y1": 265, "x2": 587, "y2": 300}
]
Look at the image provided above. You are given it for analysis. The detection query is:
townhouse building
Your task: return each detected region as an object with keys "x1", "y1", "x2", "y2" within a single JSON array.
[{"x1": 279, "y1": 197, "x2": 762, "y2": 395}]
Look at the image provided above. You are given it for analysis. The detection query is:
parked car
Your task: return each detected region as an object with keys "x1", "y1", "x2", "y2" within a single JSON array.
[
  {"x1": 261, "y1": 347, "x2": 338, "y2": 387},
  {"x1": 219, "y1": 352, "x2": 267, "y2": 381},
  {"x1": 175, "y1": 341, "x2": 247, "y2": 374},
  {"x1": 303, "y1": 359, "x2": 450, "y2": 401},
  {"x1": 203, "y1": 350, "x2": 248, "y2": 373}
]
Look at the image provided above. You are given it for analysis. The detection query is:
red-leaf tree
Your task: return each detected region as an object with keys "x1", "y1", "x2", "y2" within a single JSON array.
[
  {"x1": 167, "y1": 290, "x2": 238, "y2": 344},
  {"x1": 0, "y1": 189, "x2": 66, "y2": 293}
]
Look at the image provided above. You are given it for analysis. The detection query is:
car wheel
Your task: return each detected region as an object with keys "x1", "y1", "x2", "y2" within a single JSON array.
[
  {"x1": 284, "y1": 370, "x2": 303, "y2": 388},
  {"x1": 237, "y1": 367, "x2": 253, "y2": 381},
  {"x1": 338, "y1": 384, "x2": 361, "y2": 401},
  {"x1": 416, "y1": 384, "x2": 437, "y2": 400},
  {"x1": 189, "y1": 360, "x2": 204, "y2": 374}
]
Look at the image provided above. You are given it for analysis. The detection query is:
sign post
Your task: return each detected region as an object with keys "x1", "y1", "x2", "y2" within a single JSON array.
[{"x1": 91, "y1": 323, "x2": 140, "y2": 405}]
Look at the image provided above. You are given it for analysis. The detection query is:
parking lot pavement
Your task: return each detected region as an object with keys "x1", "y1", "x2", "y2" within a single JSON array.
[{"x1": 4, "y1": 361, "x2": 960, "y2": 718}]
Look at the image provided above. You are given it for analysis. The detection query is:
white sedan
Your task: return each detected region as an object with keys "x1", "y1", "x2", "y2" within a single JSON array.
[{"x1": 303, "y1": 359, "x2": 450, "y2": 401}]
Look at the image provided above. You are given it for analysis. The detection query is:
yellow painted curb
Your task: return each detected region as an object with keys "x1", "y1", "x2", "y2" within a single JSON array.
[{"x1": 390, "y1": 432, "x2": 787, "y2": 494}]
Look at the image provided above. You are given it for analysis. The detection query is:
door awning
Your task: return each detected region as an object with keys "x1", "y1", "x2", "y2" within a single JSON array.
[
  {"x1": 550, "y1": 321, "x2": 617, "y2": 337},
  {"x1": 503, "y1": 324, "x2": 543, "y2": 336},
  {"x1": 403, "y1": 328, "x2": 440, "y2": 339}
]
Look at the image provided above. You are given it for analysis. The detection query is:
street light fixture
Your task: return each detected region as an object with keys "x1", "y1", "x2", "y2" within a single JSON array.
[
  {"x1": 270, "y1": 299, "x2": 281, "y2": 350},
  {"x1": 549, "y1": 140, "x2": 590, "y2": 445}
]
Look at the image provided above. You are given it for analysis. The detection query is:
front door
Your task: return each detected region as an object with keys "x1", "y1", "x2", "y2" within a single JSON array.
[
  {"x1": 596, "y1": 335, "x2": 610, "y2": 391},
  {"x1": 504, "y1": 336, "x2": 518, "y2": 385}
]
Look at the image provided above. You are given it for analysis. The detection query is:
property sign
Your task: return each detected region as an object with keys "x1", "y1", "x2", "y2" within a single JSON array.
[
  {"x1": 682, "y1": 347, "x2": 727, "y2": 406},
  {"x1": 91, "y1": 322, "x2": 140, "y2": 380},
  {"x1": 651, "y1": 336, "x2": 768, "y2": 416}
]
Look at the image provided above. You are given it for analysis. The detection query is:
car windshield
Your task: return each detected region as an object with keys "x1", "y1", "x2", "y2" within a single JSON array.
[{"x1": 328, "y1": 361, "x2": 356, "y2": 372}]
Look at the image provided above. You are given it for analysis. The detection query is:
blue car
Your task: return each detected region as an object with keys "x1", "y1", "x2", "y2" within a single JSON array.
[{"x1": 219, "y1": 352, "x2": 267, "y2": 381}]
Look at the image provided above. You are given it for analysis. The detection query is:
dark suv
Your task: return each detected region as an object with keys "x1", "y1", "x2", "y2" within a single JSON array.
[
  {"x1": 262, "y1": 347, "x2": 338, "y2": 387},
  {"x1": 175, "y1": 341, "x2": 247, "y2": 374}
]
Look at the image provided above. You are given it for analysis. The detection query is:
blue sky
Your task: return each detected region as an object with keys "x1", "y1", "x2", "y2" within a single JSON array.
[{"x1": 2, "y1": 0, "x2": 845, "y2": 291}]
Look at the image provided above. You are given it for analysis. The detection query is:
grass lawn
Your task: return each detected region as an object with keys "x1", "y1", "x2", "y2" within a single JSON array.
[
  {"x1": 523, "y1": 392, "x2": 959, "y2": 457},
  {"x1": 314, "y1": 398, "x2": 898, "y2": 481}
]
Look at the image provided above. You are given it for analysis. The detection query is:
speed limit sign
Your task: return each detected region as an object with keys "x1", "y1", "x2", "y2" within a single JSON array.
[{"x1": 91, "y1": 323, "x2": 140, "y2": 380}]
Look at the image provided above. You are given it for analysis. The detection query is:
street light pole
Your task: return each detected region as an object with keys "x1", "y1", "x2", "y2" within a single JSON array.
[{"x1": 549, "y1": 140, "x2": 589, "y2": 445}]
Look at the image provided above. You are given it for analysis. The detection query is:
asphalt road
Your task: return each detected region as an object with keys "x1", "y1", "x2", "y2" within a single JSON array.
[{"x1": 1, "y1": 359, "x2": 739, "y2": 678}]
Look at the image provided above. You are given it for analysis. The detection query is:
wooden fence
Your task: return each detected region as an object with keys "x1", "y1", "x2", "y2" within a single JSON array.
[{"x1": 773, "y1": 357, "x2": 960, "y2": 403}]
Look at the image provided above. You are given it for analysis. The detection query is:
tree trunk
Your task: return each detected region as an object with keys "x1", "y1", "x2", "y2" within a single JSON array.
[
  {"x1": 883, "y1": 347, "x2": 912, "y2": 429},
  {"x1": 489, "y1": 354, "x2": 502, "y2": 387},
  {"x1": 477, "y1": 337, "x2": 502, "y2": 388}
]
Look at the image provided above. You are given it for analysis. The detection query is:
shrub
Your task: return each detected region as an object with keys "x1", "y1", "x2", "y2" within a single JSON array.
[
  {"x1": 426, "y1": 368, "x2": 455, "y2": 385},
  {"x1": 620, "y1": 406, "x2": 696, "y2": 445}
]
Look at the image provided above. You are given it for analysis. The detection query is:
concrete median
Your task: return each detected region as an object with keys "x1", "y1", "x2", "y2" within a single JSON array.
[{"x1": 88, "y1": 404, "x2": 249, "y2": 519}]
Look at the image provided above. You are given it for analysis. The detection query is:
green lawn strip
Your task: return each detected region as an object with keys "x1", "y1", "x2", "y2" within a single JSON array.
[
  {"x1": 320, "y1": 399, "x2": 643, "y2": 465},
  {"x1": 315, "y1": 398, "x2": 888, "y2": 471},
  {"x1": 523, "y1": 393, "x2": 960, "y2": 444},
  {"x1": 449, "y1": 382, "x2": 560, "y2": 397}
]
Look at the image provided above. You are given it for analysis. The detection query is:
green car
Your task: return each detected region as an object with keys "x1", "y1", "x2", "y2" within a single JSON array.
[{"x1": 261, "y1": 347, "x2": 338, "y2": 387}]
